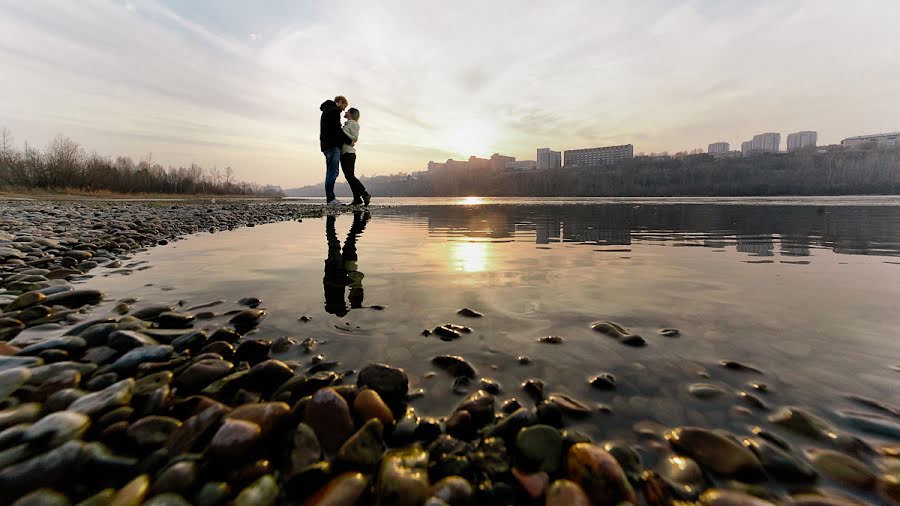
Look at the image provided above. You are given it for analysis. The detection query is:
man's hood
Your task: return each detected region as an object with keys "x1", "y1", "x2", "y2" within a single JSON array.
[{"x1": 320, "y1": 100, "x2": 336, "y2": 111}]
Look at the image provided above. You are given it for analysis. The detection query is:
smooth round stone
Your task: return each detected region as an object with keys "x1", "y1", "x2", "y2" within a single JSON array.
[
  {"x1": 134, "y1": 371, "x2": 173, "y2": 396},
  {"x1": 454, "y1": 390, "x2": 494, "y2": 427},
  {"x1": 233, "y1": 475, "x2": 278, "y2": 506},
  {"x1": 108, "y1": 330, "x2": 159, "y2": 351},
  {"x1": 743, "y1": 437, "x2": 817, "y2": 482},
  {"x1": 6, "y1": 291, "x2": 47, "y2": 311},
  {"x1": 431, "y1": 476, "x2": 473, "y2": 505},
  {"x1": 0, "y1": 403, "x2": 42, "y2": 430},
  {"x1": 110, "y1": 345, "x2": 174, "y2": 373},
  {"x1": 22, "y1": 410, "x2": 90, "y2": 447},
  {"x1": 600, "y1": 441, "x2": 643, "y2": 481},
  {"x1": 688, "y1": 383, "x2": 727, "y2": 399},
  {"x1": 357, "y1": 363, "x2": 409, "y2": 406},
  {"x1": 546, "y1": 479, "x2": 590, "y2": 506},
  {"x1": 150, "y1": 461, "x2": 197, "y2": 496},
  {"x1": 354, "y1": 388, "x2": 394, "y2": 427},
  {"x1": 305, "y1": 387, "x2": 355, "y2": 454},
  {"x1": 566, "y1": 443, "x2": 636, "y2": 506},
  {"x1": 242, "y1": 359, "x2": 293, "y2": 394},
  {"x1": 126, "y1": 416, "x2": 182, "y2": 447},
  {"x1": 547, "y1": 394, "x2": 591, "y2": 417},
  {"x1": 589, "y1": 373, "x2": 616, "y2": 390},
  {"x1": 209, "y1": 419, "x2": 262, "y2": 461},
  {"x1": 110, "y1": 474, "x2": 150, "y2": 506},
  {"x1": 804, "y1": 448, "x2": 876, "y2": 488},
  {"x1": 516, "y1": 424, "x2": 563, "y2": 473},
  {"x1": 511, "y1": 467, "x2": 549, "y2": 499},
  {"x1": 699, "y1": 489, "x2": 776, "y2": 506},
  {"x1": 194, "y1": 482, "x2": 231, "y2": 506},
  {"x1": 304, "y1": 472, "x2": 368, "y2": 506},
  {"x1": 337, "y1": 418, "x2": 385, "y2": 470},
  {"x1": 289, "y1": 422, "x2": 322, "y2": 474},
  {"x1": 9, "y1": 488, "x2": 70, "y2": 506},
  {"x1": 665, "y1": 427, "x2": 765, "y2": 481},
  {"x1": 0, "y1": 367, "x2": 30, "y2": 400},
  {"x1": 68, "y1": 378, "x2": 135, "y2": 417},
  {"x1": 233, "y1": 339, "x2": 271, "y2": 365},
  {"x1": 143, "y1": 493, "x2": 190, "y2": 506},
  {"x1": 227, "y1": 402, "x2": 291, "y2": 437},
  {"x1": 376, "y1": 447, "x2": 430, "y2": 506},
  {"x1": 177, "y1": 359, "x2": 234, "y2": 392},
  {"x1": 658, "y1": 454, "x2": 705, "y2": 495}
]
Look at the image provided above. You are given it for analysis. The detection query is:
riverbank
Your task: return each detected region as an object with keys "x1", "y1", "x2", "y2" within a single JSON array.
[
  {"x1": 0, "y1": 188, "x2": 284, "y2": 201},
  {"x1": 0, "y1": 201, "x2": 898, "y2": 505}
]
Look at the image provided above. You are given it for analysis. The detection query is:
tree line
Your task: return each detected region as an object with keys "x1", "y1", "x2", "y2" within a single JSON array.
[
  {"x1": 288, "y1": 145, "x2": 900, "y2": 197},
  {"x1": 0, "y1": 127, "x2": 284, "y2": 197}
]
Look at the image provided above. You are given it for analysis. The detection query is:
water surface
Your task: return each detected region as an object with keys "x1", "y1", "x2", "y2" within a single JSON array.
[{"x1": 67, "y1": 200, "x2": 900, "y2": 491}]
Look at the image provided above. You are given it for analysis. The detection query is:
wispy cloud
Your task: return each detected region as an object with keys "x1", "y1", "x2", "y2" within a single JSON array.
[{"x1": 1, "y1": 0, "x2": 899, "y2": 186}]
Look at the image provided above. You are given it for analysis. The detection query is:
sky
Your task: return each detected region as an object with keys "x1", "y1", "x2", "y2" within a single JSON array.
[{"x1": 1, "y1": 0, "x2": 899, "y2": 188}]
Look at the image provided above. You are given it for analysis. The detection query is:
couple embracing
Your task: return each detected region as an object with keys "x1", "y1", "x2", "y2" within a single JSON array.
[{"x1": 319, "y1": 95, "x2": 371, "y2": 207}]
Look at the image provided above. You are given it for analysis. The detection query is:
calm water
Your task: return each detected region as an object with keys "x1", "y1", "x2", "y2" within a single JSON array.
[{"x1": 57, "y1": 199, "x2": 900, "y2": 493}]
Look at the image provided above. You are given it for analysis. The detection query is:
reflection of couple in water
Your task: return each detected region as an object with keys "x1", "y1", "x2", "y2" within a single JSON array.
[{"x1": 323, "y1": 211, "x2": 369, "y2": 317}]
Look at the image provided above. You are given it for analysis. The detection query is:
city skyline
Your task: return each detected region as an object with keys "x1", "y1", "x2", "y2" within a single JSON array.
[{"x1": 1, "y1": 1, "x2": 899, "y2": 187}]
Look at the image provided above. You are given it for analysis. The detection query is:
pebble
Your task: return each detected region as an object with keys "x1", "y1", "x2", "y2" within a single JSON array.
[
  {"x1": 303, "y1": 471, "x2": 368, "y2": 506},
  {"x1": 354, "y1": 388, "x2": 395, "y2": 426},
  {"x1": 357, "y1": 363, "x2": 409, "y2": 406},
  {"x1": 516, "y1": 424, "x2": 563, "y2": 473},
  {"x1": 546, "y1": 479, "x2": 590, "y2": 506},
  {"x1": 589, "y1": 373, "x2": 616, "y2": 390},
  {"x1": 511, "y1": 467, "x2": 549, "y2": 499},
  {"x1": 431, "y1": 355, "x2": 476, "y2": 379},
  {"x1": 233, "y1": 475, "x2": 279, "y2": 506},
  {"x1": 0, "y1": 367, "x2": 30, "y2": 400},
  {"x1": 376, "y1": 447, "x2": 430, "y2": 506},
  {"x1": 804, "y1": 448, "x2": 876, "y2": 488},
  {"x1": 305, "y1": 387, "x2": 355, "y2": 454},
  {"x1": 289, "y1": 422, "x2": 321, "y2": 474},
  {"x1": 227, "y1": 402, "x2": 291, "y2": 437},
  {"x1": 566, "y1": 442, "x2": 636, "y2": 506},
  {"x1": 22, "y1": 410, "x2": 90, "y2": 447},
  {"x1": 209, "y1": 419, "x2": 262, "y2": 461},
  {"x1": 338, "y1": 418, "x2": 385, "y2": 470},
  {"x1": 665, "y1": 426, "x2": 765, "y2": 481},
  {"x1": 68, "y1": 379, "x2": 135, "y2": 417},
  {"x1": 457, "y1": 308, "x2": 482, "y2": 318}
]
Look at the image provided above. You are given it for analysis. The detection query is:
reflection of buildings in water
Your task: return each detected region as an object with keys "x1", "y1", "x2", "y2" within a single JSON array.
[
  {"x1": 779, "y1": 235, "x2": 811, "y2": 256},
  {"x1": 736, "y1": 235, "x2": 775, "y2": 256},
  {"x1": 535, "y1": 216, "x2": 562, "y2": 245},
  {"x1": 403, "y1": 203, "x2": 900, "y2": 258}
]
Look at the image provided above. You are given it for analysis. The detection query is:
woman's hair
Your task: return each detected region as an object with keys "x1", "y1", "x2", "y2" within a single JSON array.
[{"x1": 348, "y1": 108, "x2": 360, "y2": 120}]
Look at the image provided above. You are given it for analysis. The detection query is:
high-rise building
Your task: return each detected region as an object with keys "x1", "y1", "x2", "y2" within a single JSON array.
[
  {"x1": 468, "y1": 156, "x2": 491, "y2": 171},
  {"x1": 427, "y1": 161, "x2": 447, "y2": 172},
  {"x1": 708, "y1": 142, "x2": 730, "y2": 154},
  {"x1": 490, "y1": 153, "x2": 515, "y2": 171},
  {"x1": 786, "y1": 131, "x2": 818, "y2": 151},
  {"x1": 741, "y1": 141, "x2": 752, "y2": 157},
  {"x1": 750, "y1": 132, "x2": 780, "y2": 153},
  {"x1": 564, "y1": 144, "x2": 634, "y2": 167},
  {"x1": 536, "y1": 148, "x2": 562, "y2": 170},
  {"x1": 841, "y1": 132, "x2": 900, "y2": 148}
]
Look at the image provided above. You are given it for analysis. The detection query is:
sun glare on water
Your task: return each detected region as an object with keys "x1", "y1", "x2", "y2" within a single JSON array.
[
  {"x1": 450, "y1": 241, "x2": 491, "y2": 273},
  {"x1": 457, "y1": 196, "x2": 486, "y2": 205}
]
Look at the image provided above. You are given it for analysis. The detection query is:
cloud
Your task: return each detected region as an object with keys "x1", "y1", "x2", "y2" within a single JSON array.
[{"x1": 1, "y1": 0, "x2": 899, "y2": 187}]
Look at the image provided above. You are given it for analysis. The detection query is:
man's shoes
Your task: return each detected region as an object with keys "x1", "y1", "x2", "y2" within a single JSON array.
[
  {"x1": 362, "y1": 193, "x2": 371, "y2": 207},
  {"x1": 327, "y1": 199, "x2": 343, "y2": 207},
  {"x1": 349, "y1": 198, "x2": 363, "y2": 206}
]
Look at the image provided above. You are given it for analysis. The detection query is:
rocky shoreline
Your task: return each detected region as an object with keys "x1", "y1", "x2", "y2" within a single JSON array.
[{"x1": 0, "y1": 201, "x2": 898, "y2": 505}]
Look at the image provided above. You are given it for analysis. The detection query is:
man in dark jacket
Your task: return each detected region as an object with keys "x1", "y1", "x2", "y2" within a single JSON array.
[{"x1": 320, "y1": 95, "x2": 353, "y2": 206}]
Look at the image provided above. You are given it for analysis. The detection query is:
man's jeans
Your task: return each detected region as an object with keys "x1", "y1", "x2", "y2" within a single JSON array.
[{"x1": 323, "y1": 147, "x2": 341, "y2": 202}]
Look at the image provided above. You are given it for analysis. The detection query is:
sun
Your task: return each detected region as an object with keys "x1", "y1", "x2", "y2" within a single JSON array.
[{"x1": 444, "y1": 119, "x2": 496, "y2": 157}]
